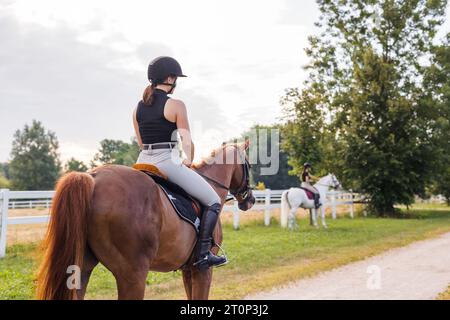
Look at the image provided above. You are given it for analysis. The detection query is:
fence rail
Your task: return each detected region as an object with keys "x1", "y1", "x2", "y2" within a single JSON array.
[{"x1": 0, "y1": 188, "x2": 361, "y2": 258}]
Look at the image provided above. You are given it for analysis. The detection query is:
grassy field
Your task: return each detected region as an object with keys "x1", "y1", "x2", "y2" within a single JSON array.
[{"x1": 1, "y1": 204, "x2": 450, "y2": 299}]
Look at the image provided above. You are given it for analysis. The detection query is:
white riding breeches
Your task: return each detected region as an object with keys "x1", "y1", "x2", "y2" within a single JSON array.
[{"x1": 136, "y1": 149, "x2": 220, "y2": 207}]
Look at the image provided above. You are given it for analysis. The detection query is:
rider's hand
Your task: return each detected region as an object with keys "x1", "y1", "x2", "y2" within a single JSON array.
[{"x1": 182, "y1": 159, "x2": 192, "y2": 167}]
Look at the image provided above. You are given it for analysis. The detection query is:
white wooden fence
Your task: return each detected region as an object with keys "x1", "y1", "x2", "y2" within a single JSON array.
[
  {"x1": 0, "y1": 189, "x2": 53, "y2": 257},
  {"x1": 225, "y1": 190, "x2": 361, "y2": 230},
  {"x1": 0, "y1": 188, "x2": 360, "y2": 258}
]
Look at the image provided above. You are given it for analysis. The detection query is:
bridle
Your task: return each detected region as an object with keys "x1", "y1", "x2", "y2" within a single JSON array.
[{"x1": 197, "y1": 146, "x2": 252, "y2": 200}]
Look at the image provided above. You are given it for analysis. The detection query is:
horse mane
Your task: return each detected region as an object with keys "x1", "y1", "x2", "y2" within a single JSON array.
[{"x1": 192, "y1": 142, "x2": 241, "y2": 170}]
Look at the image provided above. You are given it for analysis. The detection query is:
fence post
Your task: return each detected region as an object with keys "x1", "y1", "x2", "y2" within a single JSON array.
[
  {"x1": 331, "y1": 192, "x2": 337, "y2": 219},
  {"x1": 264, "y1": 189, "x2": 271, "y2": 226},
  {"x1": 0, "y1": 189, "x2": 10, "y2": 258},
  {"x1": 233, "y1": 200, "x2": 240, "y2": 230},
  {"x1": 349, "y1": 190, "x2": 354, "y2": 219}
]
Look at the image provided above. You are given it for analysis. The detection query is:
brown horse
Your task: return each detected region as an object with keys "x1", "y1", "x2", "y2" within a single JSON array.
[{"x1": 36, "y1": 142, "x2": 255, "y2": 300}]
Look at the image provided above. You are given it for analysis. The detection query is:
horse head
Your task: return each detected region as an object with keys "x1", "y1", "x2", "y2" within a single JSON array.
[
  {"x1": 195, "y1": 140, "x2": 255, "y2": 211},
  {"x1": 316, "y1": 173, "x2": 342, "y2": 190},
  {"x1": 329, "y1": 173, "x2": 342, "y2": 190},
  {"x1": 228, "y1": 140, "x2": 255, "y2": 211}
]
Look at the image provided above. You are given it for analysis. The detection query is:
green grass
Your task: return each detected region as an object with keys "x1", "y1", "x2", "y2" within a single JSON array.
[{"x1": 1, "y1": 204, "x2": 450, "y2": 299}]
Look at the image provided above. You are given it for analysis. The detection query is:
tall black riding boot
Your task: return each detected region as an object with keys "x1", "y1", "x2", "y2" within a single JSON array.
[
  {"x1": 194, "y1": 203, "x2": 228, "y2": 271},
  {"x1": 314, "y1": 194, "x2": 321, "y2": 209}
]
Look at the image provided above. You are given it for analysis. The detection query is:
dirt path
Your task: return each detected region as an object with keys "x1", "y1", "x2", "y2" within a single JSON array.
[{"x1": 247, "y1": 232, "x2": 450, "y2": 300}]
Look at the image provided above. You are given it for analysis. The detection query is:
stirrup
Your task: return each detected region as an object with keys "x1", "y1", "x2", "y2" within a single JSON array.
[
  {"x1": 193, "y1": 252, "x2": 228, "y2": 270},
  {"x1": 193, "y1": 243, "x2": 229, "y2": 269},
  {"x1": 212, "y1": 242, "x2": 229, "y2": 268}
]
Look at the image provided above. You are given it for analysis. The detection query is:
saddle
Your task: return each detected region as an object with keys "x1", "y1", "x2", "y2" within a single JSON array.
[
  {"x1": 300, "y1": 187, "x2": 316, "y2": 200},
  {"x1": 132, "y1": 163, "x2": 202, "y2": 233}
]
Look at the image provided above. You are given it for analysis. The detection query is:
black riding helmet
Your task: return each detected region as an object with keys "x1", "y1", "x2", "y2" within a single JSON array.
[
  {"x1": 147, "y1": 56, "x2": 187, "y2": 84},
  {"x1": 304, "y1": 162, "x2": 312, "y2": 170}
]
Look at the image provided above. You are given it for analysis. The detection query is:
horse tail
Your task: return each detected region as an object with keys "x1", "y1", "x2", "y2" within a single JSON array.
[
  {"x1": 280, "y1": 190, "x2": 291, "y2": 228},
  {"x1": 36, "y1": 172, "x2": 95, "y2": 300}
]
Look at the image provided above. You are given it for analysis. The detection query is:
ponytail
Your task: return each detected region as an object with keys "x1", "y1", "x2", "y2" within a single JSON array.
[{"x1": 143, "y1": 84, "x2": 156, "y2": 105}]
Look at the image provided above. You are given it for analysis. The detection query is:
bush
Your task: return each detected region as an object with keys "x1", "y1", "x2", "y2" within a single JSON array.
[{"x1": 0, "y1": 175, "x2": 10, "y2": 189}]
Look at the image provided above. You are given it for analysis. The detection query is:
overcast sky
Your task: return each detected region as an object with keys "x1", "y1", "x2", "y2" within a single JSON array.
[{"x1": 0, "y1": 0, "x2": 449, "y2": 164}]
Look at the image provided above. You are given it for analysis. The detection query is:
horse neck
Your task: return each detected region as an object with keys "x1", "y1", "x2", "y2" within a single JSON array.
[
  {"x1": 314, "y1": 175, "x2": 331, "y2": 193},
  {"x1": 194, "y1": 162, "x2": 235, "y2": 198}
]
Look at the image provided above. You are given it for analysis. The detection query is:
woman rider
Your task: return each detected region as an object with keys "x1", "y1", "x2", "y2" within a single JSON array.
[
  {"x1": 132, "y1": 56, "x2": 227, "y2": 271},
  {"x1": 301, "y1": 162, "x2": 321, "y2": 208}
]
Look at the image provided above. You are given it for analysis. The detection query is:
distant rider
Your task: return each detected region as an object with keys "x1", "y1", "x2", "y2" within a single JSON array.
[{"x1": 301, "y1": 162, "x2": 321, "y2": 209}]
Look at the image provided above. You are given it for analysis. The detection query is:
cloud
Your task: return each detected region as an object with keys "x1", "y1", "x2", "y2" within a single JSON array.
[
  {"x1": 278, "y1": 0, "x2": 320, "y2": 27},
  {"x1": 0, "y1": 11, "x2": 224, "y2": 163},
  {"x1": 136, "y1": 42, "x2": 175, "y2": 65}
]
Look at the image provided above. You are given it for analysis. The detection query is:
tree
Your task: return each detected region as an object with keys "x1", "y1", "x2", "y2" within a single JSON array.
[
  {"x1": 0, "y1": 163, "x2": 9, "y2": 179},
  {"x1": 281, "y1": 87, "x2": 326, "y2": 178},
  {"x1": 0, "y1": 175, "x2": 10, "y2": 189},
  {"x1": 92, "y1": 138, "x2": 140, "y2": 167},
  {"x1": 236, "y1": 125, "x2": 299, "y2": 190},
  {"x1": 9, "y1": 120, "x2": 61, "y2": 190},
  {"x1": 65, "y1": 158, "x2": 88, "y2": 173},
  {"x1": 424, "y1": 33, "x2": 450, "y2": 205},
  {"x1": 282, "y1": 0, "x2": 448, "y2": 216}
]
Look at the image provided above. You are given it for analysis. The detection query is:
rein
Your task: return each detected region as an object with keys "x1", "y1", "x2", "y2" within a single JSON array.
[
  {"x1": 197, "y1": 172, "x2": 229, "y2": 191},
  {"x1": 195, "y1": 146, "x2": 251, "y2": 198}
]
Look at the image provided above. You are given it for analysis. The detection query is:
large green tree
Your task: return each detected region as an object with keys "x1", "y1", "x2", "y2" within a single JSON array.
[
  {"x1": 281, "y1": 87, "x2": 327, "y2": 178},
  {"x1": 424, "y1": 33, "x2": 450, "y2": 205},
  {"x1": 283, "y1": 0, "x2": 448, "y2": 215},
  {"x1": 92, "y1": 138, "x2": 140, "y2": 167},
  {"x1": 9, "y1": 120, "x2": 62, "y2": 190}
]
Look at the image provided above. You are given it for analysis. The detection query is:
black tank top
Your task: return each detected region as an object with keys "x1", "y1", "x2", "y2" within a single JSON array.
[
  {"x1": 136, "y1": 89, "x2": 178, "y2": 145},
  {"x1": 302, "y1": 171, "x2": 309, "y2": 182}
]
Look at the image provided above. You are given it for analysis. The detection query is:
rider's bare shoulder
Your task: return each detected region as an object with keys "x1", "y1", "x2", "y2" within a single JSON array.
[
  {"x1": 165, "y1": 99, "x2": 187, "y2": 122},
  {"x1": 167, "y1": 98, "x2": 186, "y2": 109}
]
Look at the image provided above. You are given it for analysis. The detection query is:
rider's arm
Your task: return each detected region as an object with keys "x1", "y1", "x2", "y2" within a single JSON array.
[
  {"x1": 172, "y1": 100, "x2": 195, "y2": 165},
  {"x1": 133, "y1": 107, "x2": 143, "y2": 149}
]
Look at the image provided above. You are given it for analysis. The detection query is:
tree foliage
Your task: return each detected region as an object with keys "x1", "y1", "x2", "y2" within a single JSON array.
[
  {"x1": 281, "y1": 87, "x2": 326, "y2": 177},
  {"x1": 424, "y1": 33, "x2": 450, "y2": 205},
  {"x1": 9, "y1": 120, "x2": 61, "y2": 190},
  {"x1": 0, "y1": 163, "x2": 9, "y2": 179},
  {"x1": 65, "y1": 158, "x2": 88, "y2": 173},
  {"x1": 0, "y1": 175, "x2": 10, "y2": 189},
  {"x1": 92, "y1": 138, "x2": 140, "y2": 167},
  {"x1": 237, "y1": 124, "x2": 299, "y2": 190}
]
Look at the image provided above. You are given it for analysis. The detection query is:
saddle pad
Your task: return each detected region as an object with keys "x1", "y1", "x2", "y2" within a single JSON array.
[
  {"x1": 300, "y1": 187, "x2": 315, "y2": 200},
  {"x1": 139, "y1": 172, "x2": 201, "y2": 233},
  {"x1": 133, "y1": 163, "x2": 167, "y2": 179}
]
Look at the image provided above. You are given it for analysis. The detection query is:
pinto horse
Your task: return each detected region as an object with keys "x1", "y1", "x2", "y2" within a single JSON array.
[{"x1": 36, "y1": 142, "x2": 255, "y2": 300}]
